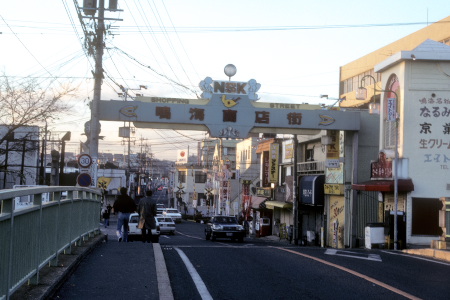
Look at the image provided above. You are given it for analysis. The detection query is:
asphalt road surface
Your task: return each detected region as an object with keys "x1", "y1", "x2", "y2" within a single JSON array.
[{"x1": 51, "y1": 193, "x2": 450, "y2": 300}]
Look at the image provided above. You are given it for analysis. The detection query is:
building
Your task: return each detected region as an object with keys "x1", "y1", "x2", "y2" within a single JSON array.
[
  {"x1": 339, "y1": 16, "x2": 450, "y2": 248},
  {"x1": 174, "y1": 138, "x2": 243, "y2": 217},
  {"x1": 0, "y1": 126, "x2": 40, "y2": 189},
  {"x1": 340, "y1": 15, "x2": 450, "y2": 110}
]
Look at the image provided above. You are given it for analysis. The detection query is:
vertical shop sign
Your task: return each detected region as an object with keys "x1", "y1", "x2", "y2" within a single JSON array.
[
  {"x1": 269, "y1": 143, "x2": 279, "y2": 183},
  {"x1": 262, "y1": 152, "x2": 270, "y2": 187}
]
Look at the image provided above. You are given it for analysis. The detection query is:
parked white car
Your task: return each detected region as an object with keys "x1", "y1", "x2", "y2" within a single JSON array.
[
  {"x1": 163, "y1": 208, "x2": 182, "y2": 223},
  {"x1": 155, "y1": 216, "x2": 176, "y2": 235},
  {"x1": 157, "y1": 207, "x2": 166, "y2": 215},
  {"x1": 128, "y1": 213, "x2": 160, "y2": 242}
]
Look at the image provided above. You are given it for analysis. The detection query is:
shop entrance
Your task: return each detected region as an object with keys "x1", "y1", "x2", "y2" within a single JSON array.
[{"x1": 385, "y1": 212, "x2": 406, "y2": 249}]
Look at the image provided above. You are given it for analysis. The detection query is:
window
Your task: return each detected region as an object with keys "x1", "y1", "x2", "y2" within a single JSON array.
[
  {"x1": 412, "y1": 198, "x2": 441, "y2": 236},
  {"x1": 306, "y1": 149, "x2": 314, "y2": 161},
  {"x1": 352, "y1": 76, "x2": 359, "y2": 91},
  {"x1": 178, "y1": 171, "x2": 186, "y2": 183},
  {"x1": 194, "y1": 171, "x2": 207, "y2": 183},
  {"x1": 384, "y1": 120, "x2": 397, "y2": 149},
  {"x1": 346, "y1": 78, "x2": 352, "y2": 93}
]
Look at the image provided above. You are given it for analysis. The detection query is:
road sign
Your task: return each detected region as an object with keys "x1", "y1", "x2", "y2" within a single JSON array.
[
  {"x1": 325, "y1": 159, "x2": 340, "y2": 168},
  {"x1": 78, "y1": 154, "x2": 93, "y2": 168},
  {"x1": 77, "y1": 173, "x2": 92, "y2": 187}
]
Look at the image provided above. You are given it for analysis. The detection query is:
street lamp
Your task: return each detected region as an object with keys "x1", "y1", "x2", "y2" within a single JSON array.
[
  {"x1": 270, "y1": 182, "x2": 276, "y2": 201},
  {"x1": 357, "y1": 78, "x2": 400, "y2": 250},
  {"x1": 356, "y1": 75, "x2": 381, "y2": 114},
  {"x1": 59, "y1": 131, "x2": 71, "y2": 185},
  {"x1": 224, "y1": 64, "x2": 237, "y2": 81}
]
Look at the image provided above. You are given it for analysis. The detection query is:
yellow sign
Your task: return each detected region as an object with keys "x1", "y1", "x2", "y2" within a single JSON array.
[
  {"x1": 285, "y1": 141, "x2": 293, "y2": 159},
  {"x1": 269, "y1": 143, "x2": 279, "y2": 183},
  {"x1": 97, "y1": 177, "x2": 112, "y2": 189},
  {"x1": 324, "y1": 184, "x2": 344, "y2": 195}
]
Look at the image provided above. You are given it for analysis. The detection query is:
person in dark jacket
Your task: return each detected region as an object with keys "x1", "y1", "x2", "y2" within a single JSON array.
[
  {"x1": 102, "y1": 209, "x2": 110, "y2": 228},
  {"x1": 138, "y1": 190, "x2": 158, "y2": 243},
  {"x1": 113, "y1": 187, "x2": 136, "y2": 242}
]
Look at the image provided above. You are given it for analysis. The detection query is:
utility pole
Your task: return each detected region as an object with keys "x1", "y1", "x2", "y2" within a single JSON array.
[
  {"x1": 293, "y1": 134, "x2": 299, "y2": 245},
  {"x1": 88, "y1": 0, "x2": 105, "y2": 187},
  {"x1": 76, "y1": 0, "x2": 122, "y2": 187},
  {"x1": 39, "y1": 122, "x2": 47, "y2": 185}
]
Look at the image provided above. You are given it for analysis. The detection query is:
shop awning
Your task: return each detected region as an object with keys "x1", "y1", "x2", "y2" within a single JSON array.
[
  {"x1": 352, "y1": 179, "x2": 414, "y2": 192},
  {"x1": 250, "y1": 196, "x2": 267, "y2": 209},
  {"x1": 265, "y1": 201, "x2": 293, "y2": 209},
  {"x1": 300, "y1": 175, "x2": 325, "y2": 205}
]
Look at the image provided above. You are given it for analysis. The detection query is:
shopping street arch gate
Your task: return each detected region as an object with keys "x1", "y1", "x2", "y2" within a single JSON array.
[{"x1": 98, "y1": 77, "x2": 361, "y2": 137}]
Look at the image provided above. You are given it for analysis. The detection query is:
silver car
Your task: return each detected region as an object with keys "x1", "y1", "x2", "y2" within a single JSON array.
[
  {"x1": 163, "y1": 208, "x2": 182, "y2": 223},
  {"x1": 155, "y1": 216, "x2": 176, "y2": 235}
]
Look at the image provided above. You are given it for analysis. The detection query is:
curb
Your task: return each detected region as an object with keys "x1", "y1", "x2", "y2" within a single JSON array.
[{"x1": 402, "y1": 248, "x2": 450, "y2": 263}]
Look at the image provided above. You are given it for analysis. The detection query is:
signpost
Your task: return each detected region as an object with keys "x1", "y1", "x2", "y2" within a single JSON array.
[
  {"x1": 78, "y1": 153, "x2": 93, "y2": 168},
  {"x1": 77, "y1": 173, "x2": 92, "y2": 187},
  {"x1": 77, "y1": 153, "x2": 93, "y2": 187}
]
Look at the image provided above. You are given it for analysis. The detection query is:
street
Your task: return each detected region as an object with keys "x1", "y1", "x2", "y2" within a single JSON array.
[
  {"x1": 51, "y1": 190, "x2": 450, "y2": 300},
  {"x1": 162, "y1": 221, "x2": 450, "y2": 300}
]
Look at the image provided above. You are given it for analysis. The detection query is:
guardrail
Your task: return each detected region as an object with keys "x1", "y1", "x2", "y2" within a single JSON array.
[{"x1": 0, "y1": 186, "x2": 103, "y2": 300}]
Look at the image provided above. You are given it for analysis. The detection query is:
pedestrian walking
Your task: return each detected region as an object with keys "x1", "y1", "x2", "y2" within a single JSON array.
[
  {"x1": 113, "y1": 187, "x2": 136, "y2": 242},
  {"x1": 107, "y1": 204, "x2": 112, "y2": 215},
  {"x1": 138, "y1": 190, "x2": 158, "y2": 243},
  {"x1": 102, "y1": 209, "x2": 110, "y2": 228}
]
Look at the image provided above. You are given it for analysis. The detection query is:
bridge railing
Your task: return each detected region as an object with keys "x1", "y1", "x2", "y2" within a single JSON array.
[{"x1": 0, "y1": 186, "x2": 103, "y2": 300}]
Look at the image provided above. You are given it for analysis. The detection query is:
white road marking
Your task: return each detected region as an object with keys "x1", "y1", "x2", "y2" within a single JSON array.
[
  {"x1": 153, "y1": 243, "x2": 174, "y2": 300},
  {"x1": 175, "y1": 247, "x2": 213, "y2": 300},
  {"x1": 325, "y1": 249, "x2": 382, "y2": 262},
  {"x1": 176, "y1": 231, "x2": 204, "y2": 240},
  {"x1": 274, "y1": 247, "x2": 421, "y2": 300}
]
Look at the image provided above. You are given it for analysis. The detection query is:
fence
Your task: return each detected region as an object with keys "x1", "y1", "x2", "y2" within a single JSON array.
[{"x1": 0, "y1": 186, "x2": 102, "y2": 300}]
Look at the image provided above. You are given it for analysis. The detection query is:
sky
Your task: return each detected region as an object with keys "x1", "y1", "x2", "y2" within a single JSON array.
[{"x1": 2, "y1": 0, "x2": 450, "y2": 161}]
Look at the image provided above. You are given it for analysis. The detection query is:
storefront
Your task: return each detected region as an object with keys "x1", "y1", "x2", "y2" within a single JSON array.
[
  {"x1": 352, "y1": 178, "x2": 414, "y2": 249},
  {"x1": 299, "y1": 175, "x2": 325, "y2": 246}
]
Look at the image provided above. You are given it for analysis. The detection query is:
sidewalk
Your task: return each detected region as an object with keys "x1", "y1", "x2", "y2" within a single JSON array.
[{"x1": 11, "y1": 213, "x2": 173, "y2": 300}]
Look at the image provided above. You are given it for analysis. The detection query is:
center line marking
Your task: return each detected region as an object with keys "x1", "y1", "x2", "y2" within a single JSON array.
[
  {"x1": 175, "y1": 247, "x2": 213, "y2": 300},
  {"x1": 271, "y1": 246, "x2": 421, "y2": 300}
]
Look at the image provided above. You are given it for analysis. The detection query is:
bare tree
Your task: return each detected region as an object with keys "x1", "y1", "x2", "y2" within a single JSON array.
[{"x1": 0, "y1": 75, "x2": 76, "y2": 187}]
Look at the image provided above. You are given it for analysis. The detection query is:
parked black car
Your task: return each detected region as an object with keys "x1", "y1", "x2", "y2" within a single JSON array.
[{"x1": 205, "y1": 215, "x2": 245, "y2": 242}]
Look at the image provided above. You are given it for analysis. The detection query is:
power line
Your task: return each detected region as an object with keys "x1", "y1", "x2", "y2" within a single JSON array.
[
  {"x1": 0, "y1": 14, "x2": 59, "y2": 85},
  {"x1": 114, "y1": 47, "x2": 200, "y2": 97},
  {"x1": 3, "y1": 19, "x2": 445, "y2": 34}
]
